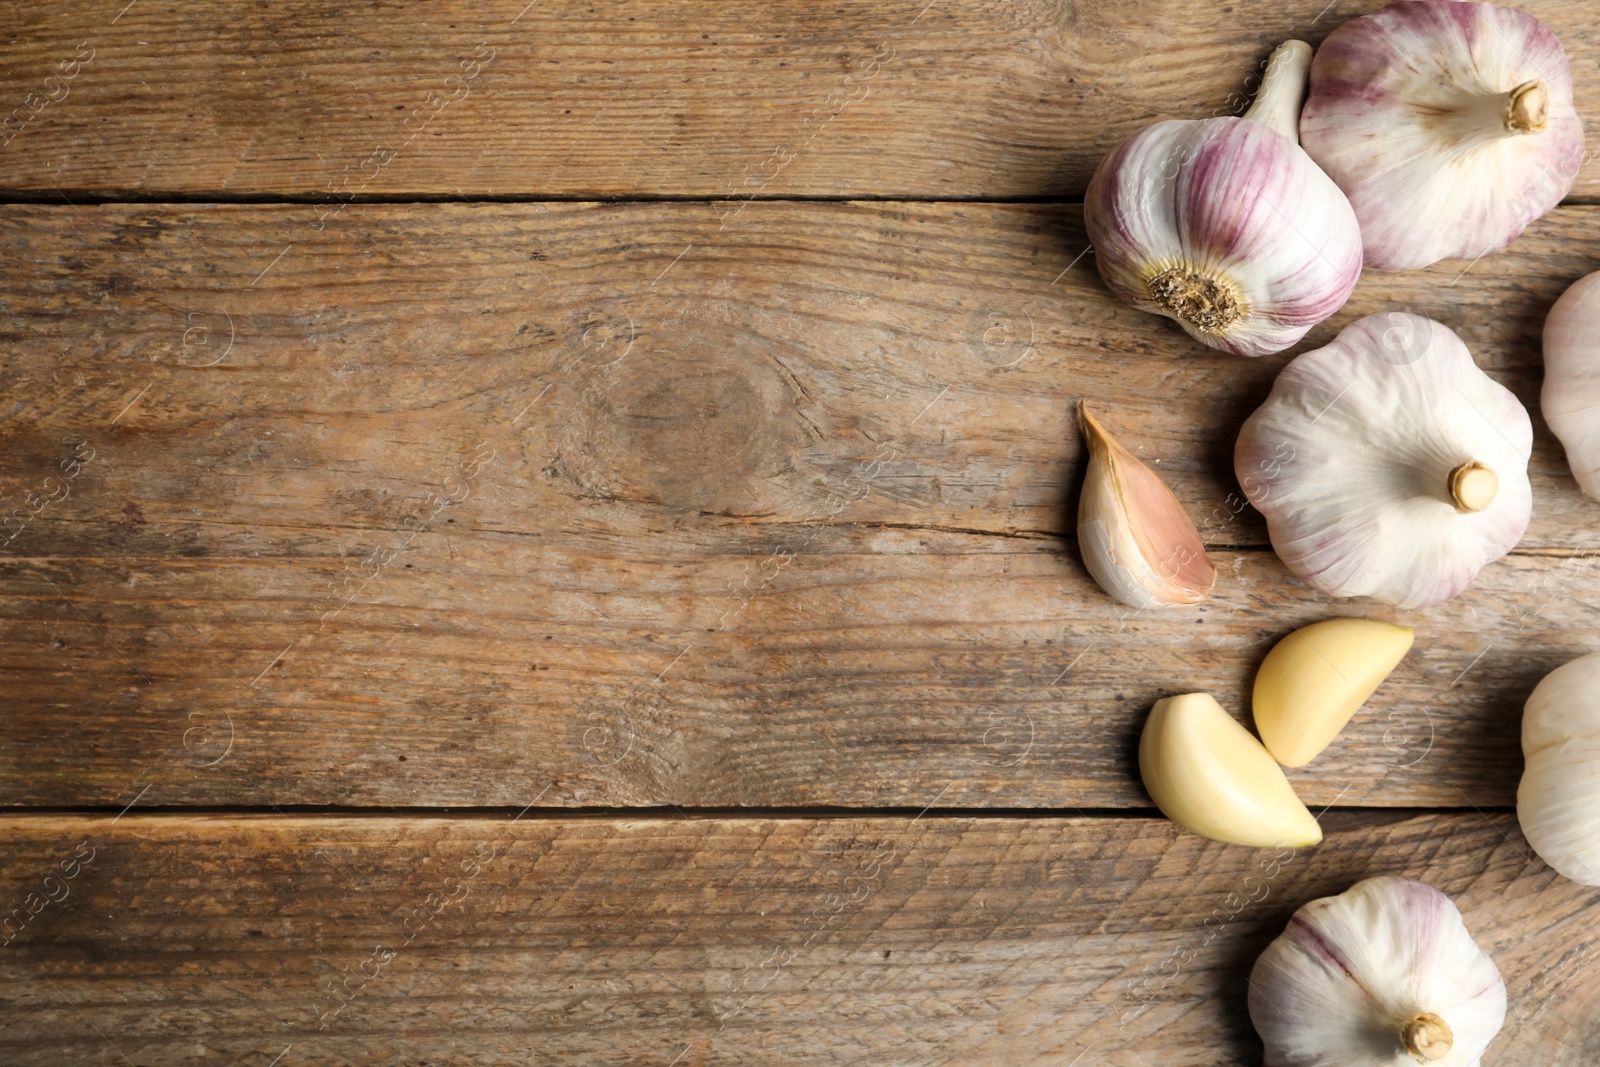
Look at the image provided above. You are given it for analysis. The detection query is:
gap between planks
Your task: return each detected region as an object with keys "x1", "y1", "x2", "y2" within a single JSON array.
[
  {"x1": 6, "y1": 192, "x2": 1600, "y2": 208},
  {"x1": 0, "y1": 804, "x2": 1513, "y2": 820}
]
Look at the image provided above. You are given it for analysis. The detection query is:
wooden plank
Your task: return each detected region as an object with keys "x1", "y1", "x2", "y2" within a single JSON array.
[
  {"x1": 3, "y1": 200, "x2": 1598, "y2": 810},
  {"x1": 3, "y1": 200, "x2": 1595, "y2": 554},
  {"x1": 0, "y1": 813, "x2": 1594, "y2": 1065},
  {"x1": 0, "y1": 537, "x2": 1582, "y2": 811},
  {"x1": 3, "y1": 0, "x2": 1599, "y2": 200}
]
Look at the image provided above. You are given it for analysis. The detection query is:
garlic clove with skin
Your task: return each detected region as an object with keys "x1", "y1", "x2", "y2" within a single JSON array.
[
  {"x1": 1084, "y1": 40, "x2": 1363, "y2": 357},
  {"x1": 1542, "y1": 271, "x2": 1600, "y2": 500},
  {"x1": 1236, "y1": 312, "x2": 1533, "y2": 609},
  {"x1": 1077, "y1": 405, "x2": 1216, "y2": 609},
  {"x1": 1250, "y1": 876, "x2": 1506, "y2": 1067},
  {"x1": 1139, "y1": 692, "x2": 1322, "y2": 848},
  {"x1": 1300, "y1": 0, "x2": 1584, "y2": 271},
  {"x1": 1253, "y1": 617, "x2": 1414, "y2": 768}
]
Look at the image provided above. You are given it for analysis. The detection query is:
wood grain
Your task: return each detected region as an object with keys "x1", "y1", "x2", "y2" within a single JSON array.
[
  {"x1": 3, "y1": 200, "x2": 1598, "y2": 810},
  {"x1": 6, "y1": 5, "x2": 1600, "y2": 1063},
  {"x1": 2, "y1": 0, "x2": 1598, "y2": 200},
  {"x1": 0, "y1": 813, "x2": 1594, "y2": 1066}
]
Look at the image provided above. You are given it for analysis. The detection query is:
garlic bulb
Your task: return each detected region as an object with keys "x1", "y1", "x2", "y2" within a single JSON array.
[
  {"x1": 1236, "y1": 312, "x2": 1532, "y2": 608},
  {"x1": 1083, "y1": 40, "x2": 1362, "y2": 357},
  {"x1": 1542, "y1": 271, "x2": 1600, "y2": 500},
  {"x1": 1139, "y1": 692, "x2": 1322, "y2": 848},
  {"x1": 1301, "y1": 1, "x2": 1584, "y2": 271},
  {"x1": 1519, "y1": 652, "x2": 1600, "y2": 885},
  {"x1": 1254, "y1": 618, "x2": 1414, "y2": 768},
  {"x1": 1078, "y1": 405, "x2": 1215, "y2": 609},
  {"x1": 1250, "y1": 876, "x2": 1506, "y2": 1066}
]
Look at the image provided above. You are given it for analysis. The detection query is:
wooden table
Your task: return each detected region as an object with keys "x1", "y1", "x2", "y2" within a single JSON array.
[{"x1": 2, "y1": 2, "x2": 1597, "y2": 1063}]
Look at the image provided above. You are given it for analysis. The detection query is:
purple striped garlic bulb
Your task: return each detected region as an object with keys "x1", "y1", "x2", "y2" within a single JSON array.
[
  {"x1": 1250, "y1": 876, "x2": 1506, "y2": 1067},
  {"x1": 1084, "y1": 40, "x2": 1363, "y2": 357},
  {"x1": 1236, "y1": 312, "x2": 1532, "y2": 609},
  {"x1": 1301, "y1": 0, "x2": 1584, "y2": 271}
]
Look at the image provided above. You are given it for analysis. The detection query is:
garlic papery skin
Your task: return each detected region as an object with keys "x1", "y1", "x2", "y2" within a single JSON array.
[
  {"x1": 1542, "y1": 271, "x2": 1600, "y2": 500},
  {"x1": 1253, "y1": 618, "x2": 1414, "y2": 768},
  {"x1": 1077, "y1": 405, "x2": 1216, "y2": 609},
  {"x1": 1300, "y1": 1, "x2": 1584, "y2": 271},
  {"x1": 1519, "y1": 652, "x2": 1600, "y2": 885},
  {"x1": 1139, "y1": 692, "x2": 1322, "y2": 848},
  {"x1": 1249, "y1": 876, "x2": 1506, "y2": 1067},
  {"x1": 1236, "y1": 312, "x2": 1532, "y2": 608},
  {"x1": 1083, "y1": 40, "x2": 1362, "y2": 357}
]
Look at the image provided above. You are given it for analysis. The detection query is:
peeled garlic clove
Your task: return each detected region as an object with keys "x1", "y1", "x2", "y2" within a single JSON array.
[
  {"x1": 1519, "y1": 652, "x2": 1600, "y2": 885},
  {"x1": 1077, "y1": 405, "x2": 1216, "y2": 609},
  {"x1": 1250, "y1": 876, "x2": 1506, "y2": 1066},
  {"x1": 1254, "y1": 618, "x2": 1414, "y2": 768},
  {"x1": 1542, "y1": 272, "x2": 1600, "y2": 500},
  {"x1": 1139, "y1": 692, "x2": 1322, "y2": 848},
  {"x1": 1084, "y1": 40, "x2": 1362, "y2": 357},
  {"x1": 1301, "y1": 1, "x2": 1583, "y2": 271},
  {"x1": 1236, "y1": 312, "x2": 1532, "y2": 608}
]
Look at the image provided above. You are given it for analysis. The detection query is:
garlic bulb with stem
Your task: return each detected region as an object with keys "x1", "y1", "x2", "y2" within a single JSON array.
[
  {"x1": 1077, "y1": 404, "x2": 1215, "y2": 609},
  {"x1": 1250, "y1": 876, "x2": 1506, "y2": 1066},
  {"x1": 1083, "y1": 40, "x2": 1362, "y2": 357},
  {"x1": 1300, "y1": 0, "x2": 1584, "y2": 271},
  {"x1": 1519, "y1": 651, "x2": 1600, "y2": 886},
  {"x1": 1542, "y1": 271, "x2": 1600, "y2": 500},
  {"x1": 1236, "y1": 312, "x2": 1532, "y2": 608}
]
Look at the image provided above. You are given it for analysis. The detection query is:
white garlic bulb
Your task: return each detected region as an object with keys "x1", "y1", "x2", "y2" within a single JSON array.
[
  {"x1": 1301, "y1": 0, "x2": 1584, "y2": 271},
  {"x1": 1542, "y1": 271, "x2": 1600, "y2": 500},
  {"x1": 1077, "y1": 405, "x2": 1216, "y2": 608},
  {"x1": 1519, "y1": 652, "x2": 1600, "y2": 885},
  {"x1": 1236, "y1": 312, "x2": 1532, "y2": 608},
  {"x1": 1250, "y1": 876, "x2": 1506, "y2": 1066},
  {"x1": 1084, "y1": 40, "x2": 1362, "y2": 357}
]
